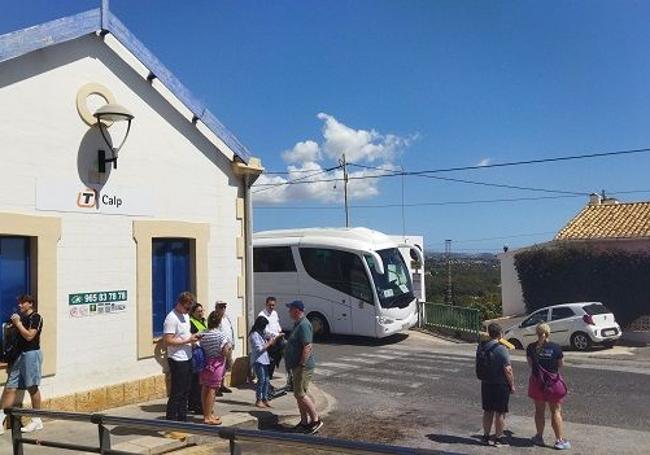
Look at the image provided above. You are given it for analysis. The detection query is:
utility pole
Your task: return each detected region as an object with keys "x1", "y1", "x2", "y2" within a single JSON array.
[
  {"x1": 444, "y1": 239, "x2": 453, "y2": 305},
  {"x1": 340, "y1": 154, "x2": 350, "y2": 227}
]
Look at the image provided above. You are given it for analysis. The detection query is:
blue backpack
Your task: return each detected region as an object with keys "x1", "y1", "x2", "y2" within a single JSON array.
[{"x1": 191, "y1": 345, "x2": 206, "y2": 373}]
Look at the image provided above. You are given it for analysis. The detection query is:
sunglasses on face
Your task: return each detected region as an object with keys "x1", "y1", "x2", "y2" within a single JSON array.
[{"x1": 217, "y1": 304, "x2": 227, "y2": 309}]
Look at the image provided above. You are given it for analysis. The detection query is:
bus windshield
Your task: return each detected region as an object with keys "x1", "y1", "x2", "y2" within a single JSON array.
[{"x1": 365, "y1": 248, "x2": 414, "y2": 309}]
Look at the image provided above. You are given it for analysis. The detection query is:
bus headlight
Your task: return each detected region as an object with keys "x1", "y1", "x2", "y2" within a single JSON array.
[{"x1": 377, "y1": 316, "x2": 395, "y2": 325}]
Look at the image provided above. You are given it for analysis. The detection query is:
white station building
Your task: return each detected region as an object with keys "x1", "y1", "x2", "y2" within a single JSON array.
[{"x1": 0, "y1": 4, "x2": 263, "y2": 410}]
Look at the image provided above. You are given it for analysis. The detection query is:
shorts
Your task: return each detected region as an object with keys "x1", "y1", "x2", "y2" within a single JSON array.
[
  {"x1": 6, "y1": 350, "x2": 42, "y2": 390},
  {"x1": 199, "y1": 356, "x2": 226, "y2": 389},
  {"x1": 481, "y1": 382, "x2": 510, "y2": 413},
  {"x1": 528, "y1": 374, "x2": 564, "y2": 404},
  {"x1": 290, "y1": 366, "x2": 313, "y2": 398}
]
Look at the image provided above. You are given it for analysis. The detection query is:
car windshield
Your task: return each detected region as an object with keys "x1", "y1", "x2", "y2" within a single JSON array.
[
  {"x1": 365, "y1": 248, "x2": 414, "y2": 309},
  {"x1": 583, "y1": 303, "x2": 611, "y2": 315}
]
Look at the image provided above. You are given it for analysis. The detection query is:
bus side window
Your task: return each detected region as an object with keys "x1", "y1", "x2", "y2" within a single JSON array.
[{"x1": 254, "y1": 247, "x2": 296, "y2": 273}]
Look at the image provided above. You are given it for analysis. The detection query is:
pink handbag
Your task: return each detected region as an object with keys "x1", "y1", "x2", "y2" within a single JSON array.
[{"x1": 537, "y1": 365, "x2": 568, "y2": 401}]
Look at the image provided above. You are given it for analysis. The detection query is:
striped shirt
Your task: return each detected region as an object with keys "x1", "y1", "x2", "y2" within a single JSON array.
[{"x1": 200, "y1": 329, "x2": 229, "y2": 358}]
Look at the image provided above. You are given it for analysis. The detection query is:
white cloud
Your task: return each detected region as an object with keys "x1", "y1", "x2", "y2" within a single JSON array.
[
  {"x1": 477, "y1": 158, "x2": 492, "y2": 167},
  {"x1": 253, "y1": 114, "x2": 413, "y2": 204},
  {"x1": 317, "y1": 113, "x2": 408, "y2": 163},
  {"x1": 281, "y1": 140, "x2": 321, "y2": 163}
]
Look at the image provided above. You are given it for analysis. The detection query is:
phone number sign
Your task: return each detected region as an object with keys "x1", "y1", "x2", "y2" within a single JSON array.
[
  {"x1": 68, "y1": 290, "x2": 127, "y2": 318},
  {"x1": 69, "y1": 290, "x2": 127, "y2": 305}
]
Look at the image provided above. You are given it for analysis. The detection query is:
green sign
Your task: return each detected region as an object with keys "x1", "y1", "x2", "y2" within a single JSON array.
[{"x1": 68, "y1": 290, "x2": 127, "y2": 305}]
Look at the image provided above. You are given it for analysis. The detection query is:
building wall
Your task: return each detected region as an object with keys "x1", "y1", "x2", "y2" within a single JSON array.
[
  {"x1": 497, "y1": 250, "x2": 525, "y2": 316},
  {"x1": 0, "y1": 35, "x2": 245, "y2": 400}
]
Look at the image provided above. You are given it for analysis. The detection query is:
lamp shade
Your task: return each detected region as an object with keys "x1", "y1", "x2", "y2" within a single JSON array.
[{"x1": 93, "y1": 103, "x2": 134, "y2": 122}]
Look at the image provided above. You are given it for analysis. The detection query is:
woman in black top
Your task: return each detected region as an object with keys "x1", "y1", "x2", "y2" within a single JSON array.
[{"x1": 526, "y1": 323, "x2": 570, "y2": 450}]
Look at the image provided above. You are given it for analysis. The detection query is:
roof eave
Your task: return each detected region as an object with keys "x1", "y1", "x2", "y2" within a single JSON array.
[{"x1": 0, "y1": 8, "x2": 251, "y2": 164}]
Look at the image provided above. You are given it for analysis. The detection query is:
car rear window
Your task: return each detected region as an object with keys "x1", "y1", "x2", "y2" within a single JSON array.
[{"x1": 583, "y1": 303, "x2": 610, "y2": 315}]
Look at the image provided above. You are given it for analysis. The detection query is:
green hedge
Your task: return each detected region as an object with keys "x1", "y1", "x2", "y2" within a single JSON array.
[{"x1": 514, "y1": 245, "x2": 650, "y2": 327}]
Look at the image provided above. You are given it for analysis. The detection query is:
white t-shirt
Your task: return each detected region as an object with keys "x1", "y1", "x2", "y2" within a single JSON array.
[
  {"x1": 163, "y1": 309, "x2": 192, "y2": 361},
  {"x1": 259, "y1": 308, "x2": 282, "y2": 337},
  {"x1": 217, "y1": 315, "x2": 236, "y2": 349}
]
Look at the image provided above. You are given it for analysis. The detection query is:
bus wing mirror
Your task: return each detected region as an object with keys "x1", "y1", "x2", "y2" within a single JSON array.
[
  {"x1": 398, "y1": 244, "x2": 424, "y2": 266},
  {"x1": 368, "y1": 251, "x2": 385, "y2": 274}
]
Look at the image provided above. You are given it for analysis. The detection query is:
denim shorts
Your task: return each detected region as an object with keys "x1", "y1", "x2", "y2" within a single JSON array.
[{"x1": 6, "y1": 350, "x2": 42, "y2": 389}]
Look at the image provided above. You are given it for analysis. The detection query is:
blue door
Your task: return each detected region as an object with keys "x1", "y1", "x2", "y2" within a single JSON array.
[
  {"x1": 152, "y1": 239, "x2": 191, "y2": 337},
  {"x1": 0, "y1": 237, "x2": 31, "y2": 322}
]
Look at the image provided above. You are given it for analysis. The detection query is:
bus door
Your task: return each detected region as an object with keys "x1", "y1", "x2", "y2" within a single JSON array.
[{"x1": 298, "y1": 248, "x2": 356, "y2": 335}]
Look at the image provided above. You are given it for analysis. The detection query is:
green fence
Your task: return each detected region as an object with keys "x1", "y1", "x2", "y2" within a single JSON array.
[{"x1": 423, "y1": 302, "x2": 481, "y2": 340}]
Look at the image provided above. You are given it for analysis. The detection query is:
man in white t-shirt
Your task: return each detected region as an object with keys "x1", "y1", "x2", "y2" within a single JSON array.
[
  {"x1": 259, "y1": 296, "x2": 285, "y2": 379},
  {"x1": 163, "y1": 291, "x2": 199, "y2": 422}
]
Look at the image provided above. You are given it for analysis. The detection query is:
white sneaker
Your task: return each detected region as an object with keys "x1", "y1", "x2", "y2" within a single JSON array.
[
  {"x1": 21, "y1": 419, "x2": 43, "y2": 433},
  {"x1": 0, "y1": 412, "x2": 6, "y2": 435}
]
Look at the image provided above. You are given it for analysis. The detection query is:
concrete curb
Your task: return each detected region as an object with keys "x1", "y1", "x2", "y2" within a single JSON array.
[{"x1": 110, "y1": 384, "x2": 336, "y2": 454}]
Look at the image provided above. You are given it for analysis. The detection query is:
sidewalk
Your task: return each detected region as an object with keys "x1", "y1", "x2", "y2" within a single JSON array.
[{"x1": 0, "y1": 377, "x2": 334, "y2": 455}]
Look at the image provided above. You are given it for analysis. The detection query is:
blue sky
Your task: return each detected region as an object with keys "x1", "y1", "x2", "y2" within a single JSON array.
[{"x1": 4, "y1": 1, "x2": 650, "y2": 252}]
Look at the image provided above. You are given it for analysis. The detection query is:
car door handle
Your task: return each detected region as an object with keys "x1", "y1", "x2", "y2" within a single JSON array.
[{"x1": 342, "y1": 313, "x2": 347, "y2": 317}]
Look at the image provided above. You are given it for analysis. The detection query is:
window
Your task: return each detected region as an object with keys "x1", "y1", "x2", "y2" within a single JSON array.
[
  {"x1": 254, "y1": 247, "x2": 296, "y2": 272},
  {"x1": 551, "y1": 307, "x2": 575, "y2": 321},
  {"x1": 299, "y1": 248, "x2": 372, "y2": 302},
  {"x1": 583, "y1": 303, "x2": 610, "y2": 316},
  {"x1": 0, "y1": 237, "x2": 31, "y2": 323},
  {"x1": 521, "y1": 310, "x2": 548, "y2": 327},
  {"x1": 152, "y1": 239, "x2": 191, "y2": 337}
]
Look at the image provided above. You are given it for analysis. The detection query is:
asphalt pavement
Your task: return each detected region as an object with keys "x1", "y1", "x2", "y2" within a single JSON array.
[{"x1": 306, "y1": 330, "x2": 650, "y2": 454}]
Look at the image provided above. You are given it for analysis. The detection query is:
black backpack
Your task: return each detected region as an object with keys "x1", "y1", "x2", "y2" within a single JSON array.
[
  {"x1": 475, "y1": 341, "x2": 498, "y2": 381},
  {"x1": 0, "y1": 322, "x2": 20, "y2": 365}
]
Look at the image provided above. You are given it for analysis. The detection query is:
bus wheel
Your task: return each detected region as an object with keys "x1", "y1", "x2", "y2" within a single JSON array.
[{"x1": 307, "y1": 312, "x2": 330, "y2": 339}]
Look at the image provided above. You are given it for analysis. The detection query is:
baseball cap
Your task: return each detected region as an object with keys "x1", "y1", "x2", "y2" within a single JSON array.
[{"x1": 286, "y1": 300, "x2": 305, "y2": 311}]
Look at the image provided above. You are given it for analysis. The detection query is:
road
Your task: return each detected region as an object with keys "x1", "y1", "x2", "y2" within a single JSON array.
[{"x1": 302, "y1": 330, "x2": 650, "y2": 454}]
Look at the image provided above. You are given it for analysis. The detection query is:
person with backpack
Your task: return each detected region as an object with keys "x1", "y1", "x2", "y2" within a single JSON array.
[
  {"x1": 527, "y1": 322, "x2": 570, "y2": 450},
  {"x1": 476, "y1": 322, "x2": 515, "y2": 446},
  {"x1": 0, "y1": 295, "x2": 44, "y2": 434}
]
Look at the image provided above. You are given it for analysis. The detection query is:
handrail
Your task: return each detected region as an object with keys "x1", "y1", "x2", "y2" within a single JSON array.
[{"x1": 5, "y1": 407, "x2": 430, "y2": 455}]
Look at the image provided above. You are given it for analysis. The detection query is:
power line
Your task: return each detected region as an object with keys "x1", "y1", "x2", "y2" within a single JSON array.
[
  {"x1": 251, "y1": 166, "x2": 341, "y2": 195},
  {"x1": 254, "y1": 194, "x2": 581, "y2": 210},
  {"x1": 444, "y1": 231, "x2": 557, "y2": 244},
  {"x1": 255, "y1": 146, "x2": 650, "y2": 188},
  {"x1": 350, "y1": 163, "x2": 587, "y2": 196}
]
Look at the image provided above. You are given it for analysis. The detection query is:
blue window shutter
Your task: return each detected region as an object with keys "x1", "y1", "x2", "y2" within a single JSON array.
[
  {"x1": 0, "y1": 237, "x2": 31, "y2": 322},
  {"x1": 152, "y1": 239, "x2": 190, "y2": 337}
]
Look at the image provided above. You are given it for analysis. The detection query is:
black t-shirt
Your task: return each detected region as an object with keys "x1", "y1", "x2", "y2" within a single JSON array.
[
  {"x1": 18, "y1": 312, "x2": 43, "y2": 352},
  {"x1": 527, "y1": 341, "x2": 563, "y2": 373}
]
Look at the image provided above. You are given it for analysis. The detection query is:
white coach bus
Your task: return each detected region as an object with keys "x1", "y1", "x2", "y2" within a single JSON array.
[{"x1": 253, "y1": 227, "x2": 423, "y2": 338}]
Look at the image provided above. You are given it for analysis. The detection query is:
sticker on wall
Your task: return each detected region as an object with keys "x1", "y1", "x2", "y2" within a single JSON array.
[{"x1": 68, "y1": 290, "x2": 128, "y2": 318}]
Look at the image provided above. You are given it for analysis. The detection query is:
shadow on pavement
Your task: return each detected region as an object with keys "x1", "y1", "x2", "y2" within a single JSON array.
[
  {"x1": 139, "y1": 403, "x2": 166, "y2": 413},
  {"x1": 316, "y1": 333, "x2": 409, "y2": 347},
  {"x1": 426, "y1": 433, "x2": 484, "y2": 446}
]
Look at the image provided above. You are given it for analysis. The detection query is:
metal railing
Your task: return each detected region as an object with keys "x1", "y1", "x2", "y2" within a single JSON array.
[
  {"x1": 423, "y1": 302, "x2": 481, "y2": 341},
  {"x1": 6, "y1": 407, "x2": 431, "y2": 455}
]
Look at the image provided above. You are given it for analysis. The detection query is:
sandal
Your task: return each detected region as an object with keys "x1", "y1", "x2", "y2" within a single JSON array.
[{"x1": 204, "y1": 416, "x2": 222, "y2": 425}]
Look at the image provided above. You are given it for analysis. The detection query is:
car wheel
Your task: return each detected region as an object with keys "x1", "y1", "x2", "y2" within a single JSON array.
[
  {"x1": 307, "y1": 312, "x2": 330, "y2": 339},
  {"x1": 508, "y1": 338, "x2": 524, "y2": 350},
  {"x1": 570, "y1": 332, "x2": 592, "y2": 351}
]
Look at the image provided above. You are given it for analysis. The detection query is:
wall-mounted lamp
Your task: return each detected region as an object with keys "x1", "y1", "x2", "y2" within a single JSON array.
[{"x1": 94, "y1": 103, "x2": 134, "y2": 173}]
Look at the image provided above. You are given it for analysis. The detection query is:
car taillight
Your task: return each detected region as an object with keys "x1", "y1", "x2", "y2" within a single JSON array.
[{"x1": 583, "y1": 314, "x2": 595, "y2": 325}]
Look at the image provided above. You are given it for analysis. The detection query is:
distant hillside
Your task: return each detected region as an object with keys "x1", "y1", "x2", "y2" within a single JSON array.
[{"x1": 425, "y1": 253, "x2": 501, "y2": 321}]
